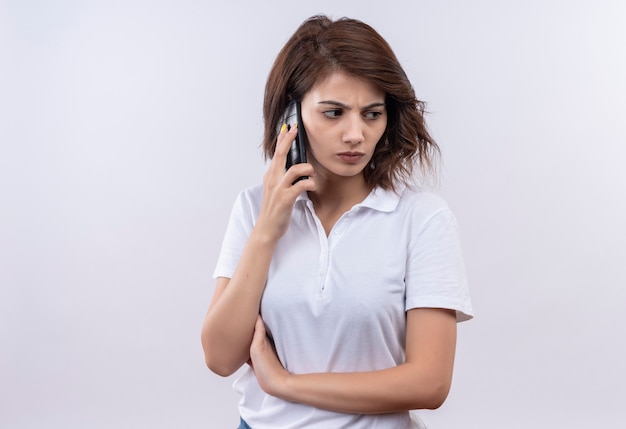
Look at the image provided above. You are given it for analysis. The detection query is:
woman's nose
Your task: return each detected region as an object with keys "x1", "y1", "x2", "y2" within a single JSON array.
[{"x1": 342, "y1": 114, "x2": 364, "y2": 145}]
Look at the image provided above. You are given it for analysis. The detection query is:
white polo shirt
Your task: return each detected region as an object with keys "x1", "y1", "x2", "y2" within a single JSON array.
[{"x1": 213, "y1": 185, "x2": 473, "y2": 429}]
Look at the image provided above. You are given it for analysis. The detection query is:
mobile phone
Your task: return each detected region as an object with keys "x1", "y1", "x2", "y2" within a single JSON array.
[{"x1": 279, "y1": 101, "x2": 308, "y2": 182}]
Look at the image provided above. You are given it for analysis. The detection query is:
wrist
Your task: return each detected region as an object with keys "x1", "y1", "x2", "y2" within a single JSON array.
[
  {"x1": 248, "y1": 226, "x2": 280, "y2": 250},
  {"x1": 272, "y1": 371, "x2": 294, "y2": 401}
]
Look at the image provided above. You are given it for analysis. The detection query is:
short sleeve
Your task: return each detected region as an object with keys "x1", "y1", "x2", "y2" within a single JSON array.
[
  {"x1": 212, "y1": 188, "x2": 259, "y2": 279},
  {"x1": 404, "y1": 207, "x2": 473, "y2": 322}
]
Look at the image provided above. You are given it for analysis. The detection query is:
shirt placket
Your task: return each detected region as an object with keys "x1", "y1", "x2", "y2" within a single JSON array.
[{"x1": 306, "y1": 201, "x2": 355, "y2": 299}]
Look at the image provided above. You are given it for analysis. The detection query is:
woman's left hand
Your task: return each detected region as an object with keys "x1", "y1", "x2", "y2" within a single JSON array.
[{"x1": 249, "y1": 315, "x2": 289, "y2": 397}]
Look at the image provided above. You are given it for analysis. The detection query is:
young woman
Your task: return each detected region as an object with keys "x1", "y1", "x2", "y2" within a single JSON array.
[{"x1": 202, "y1": 15, "x2": 473, "y2": 429}]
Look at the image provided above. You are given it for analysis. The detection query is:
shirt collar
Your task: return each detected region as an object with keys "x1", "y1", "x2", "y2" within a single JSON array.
[
  {"x1": 295, "y1": 187, "x2": 402, "y2": 213},
  {"x1": 357, "y1": 186, "x2": 401, "y2": 212}
]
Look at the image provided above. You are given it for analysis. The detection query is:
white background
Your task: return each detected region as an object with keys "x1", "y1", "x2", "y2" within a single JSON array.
[{"x1": 1, "y1": 1, "x2": 625, "y2": 428}]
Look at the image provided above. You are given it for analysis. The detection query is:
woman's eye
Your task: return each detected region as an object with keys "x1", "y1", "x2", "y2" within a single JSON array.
[
  {"x1": 323, "y1": 109, "x2": 342, "y2": 118},
  {"x1": 364, "y1": 111, "x2": 383, "y2": 120}
]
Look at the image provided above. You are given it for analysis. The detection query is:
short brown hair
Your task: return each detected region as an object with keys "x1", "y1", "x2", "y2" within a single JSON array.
[{"x1": 263, "y1": 15, "x2": 439, "y2": 191}]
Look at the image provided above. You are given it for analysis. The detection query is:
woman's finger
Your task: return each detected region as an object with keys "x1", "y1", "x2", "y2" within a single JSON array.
[
  {"x1": 272, "y1": 124, "x2": 299, "y2": 166},
  {"x1": 255, "y1": 314, "x2": 265, "y2": 334},
  {"x1": 250, "y1": 315, "x2": 268, "y2": 364}
]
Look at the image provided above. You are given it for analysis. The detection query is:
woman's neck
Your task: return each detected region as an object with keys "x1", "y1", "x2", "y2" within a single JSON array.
[{"x1": 307, "y1": 173, "x2": 372, "y2": 235}]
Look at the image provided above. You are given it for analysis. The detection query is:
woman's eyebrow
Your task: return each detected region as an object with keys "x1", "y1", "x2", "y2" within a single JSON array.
[{"x1": 318, "y1": 100, "x2": 386, "y2": 109}]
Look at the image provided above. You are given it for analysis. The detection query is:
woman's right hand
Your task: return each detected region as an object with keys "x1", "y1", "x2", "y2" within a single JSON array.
[{"x1": 255, "y1": 124, "x2": 316, "y2": 242}]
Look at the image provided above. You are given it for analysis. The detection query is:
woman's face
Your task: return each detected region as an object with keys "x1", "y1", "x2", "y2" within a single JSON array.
[{"x1": 300, "y1": 72, "x2": 387, "y2": 181}]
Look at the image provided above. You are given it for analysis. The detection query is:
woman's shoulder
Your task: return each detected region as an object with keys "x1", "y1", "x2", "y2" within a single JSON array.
[
  {"x1": 397, "y1": 186, "x2": 451, "y2": 216},
  {"x1": 233, "y1": 184, "x2": 264, "y2": 206},
  {"x1": 239, "y1": 183, "x2": 264, "y2": 198},
  {"x1": 222, "y1": 184, "x2": 264, "y2": 221}
]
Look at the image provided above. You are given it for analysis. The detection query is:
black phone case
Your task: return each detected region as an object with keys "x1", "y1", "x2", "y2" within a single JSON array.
[{"x1": 281, "y1": 101, "x2": 308, "y2": 182}]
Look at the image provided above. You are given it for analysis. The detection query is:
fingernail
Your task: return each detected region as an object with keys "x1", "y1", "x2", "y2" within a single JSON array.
[{"x1": 280, "y1": 123, "x2": 287, "y2": 133}]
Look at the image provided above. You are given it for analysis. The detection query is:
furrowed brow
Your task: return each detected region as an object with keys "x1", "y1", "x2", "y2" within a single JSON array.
[
  {"x1": 318, "y1": 100, "x2": 385, "y2": 109},
  {"x1": 318, "y1": 100, "x2": 350, "y2": 109}
]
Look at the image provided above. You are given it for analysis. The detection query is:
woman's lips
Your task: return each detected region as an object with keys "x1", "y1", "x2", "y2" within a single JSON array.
[{"x1": 337, "y1": 152, "x2": 365, "y2": 164}]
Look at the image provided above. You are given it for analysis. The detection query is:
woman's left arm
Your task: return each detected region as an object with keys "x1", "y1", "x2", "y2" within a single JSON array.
[{"x1": 249, "y1": 307, "x2": 457, "y2": 414}]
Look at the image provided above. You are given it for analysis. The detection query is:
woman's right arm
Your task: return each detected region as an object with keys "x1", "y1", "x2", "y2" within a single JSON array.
[
  {"x1": 201, "y1": 230, "x2": 279, "y2": 377},
  {"x1": 201, "y1": 124, "x2": 315, "y2": 377}
]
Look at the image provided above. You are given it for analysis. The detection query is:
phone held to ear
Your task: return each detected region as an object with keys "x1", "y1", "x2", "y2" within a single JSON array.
[{"x1": 279, "y1": 101, "x2": 308, "y2": 183}]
